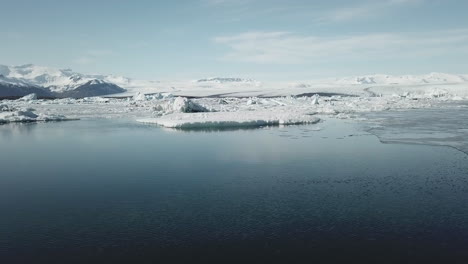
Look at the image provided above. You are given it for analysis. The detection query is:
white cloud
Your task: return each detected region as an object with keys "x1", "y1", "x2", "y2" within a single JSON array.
[{"x1": 214, "y1": 29, "x2": 468, "y2": 64}]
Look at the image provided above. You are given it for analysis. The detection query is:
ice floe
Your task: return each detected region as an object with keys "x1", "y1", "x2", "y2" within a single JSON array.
[
  {"x1": 138, "y1": 110, "x2": 320, "y2": 129},
  {"x1": 0, "y1": 106, "x2": 72, "y2": 124}
]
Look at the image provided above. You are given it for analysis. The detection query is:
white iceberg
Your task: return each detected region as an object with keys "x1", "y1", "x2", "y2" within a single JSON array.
[
  {"x1": 171, "y1": 97, "x2": 210, "y2": 113},
  {"x1": 82, "y1": 97, "x2": 110, "y2": 103},
  {"x1": 0, "y1": 107, "x2": 73, "y2": 124},
  {"x1": 311, "y1": 94, "x2": 320, "y2": 105},
  {"x1": 0, "y1": 104, "x2": 11, "y2": 112},
  {"x1": 133, "y1": 92, "x2": 147, "y2": 101},
  {"x1": 138, "y1": 110, "x2": 320, "y2": 129}
]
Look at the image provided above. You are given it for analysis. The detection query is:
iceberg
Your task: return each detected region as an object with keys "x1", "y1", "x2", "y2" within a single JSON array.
[
  {"x1": 171, "y1": 97, "x2": 210, "y2": 113},
  {"x1": 138, "y1": 110, "x2": 320, "y2": 129},
  {"x1": 0, "y1": 106, "x2": 73, "y2": 124},
  {"x1": 133, "y1": 92, "x2": 147, "y2": 101}
]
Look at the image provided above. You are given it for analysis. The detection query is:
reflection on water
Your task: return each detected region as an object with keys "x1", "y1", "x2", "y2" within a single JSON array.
[
  {"x1": 153, "y1": 123, "x2": 323, "y2": 134},
  {"x1": 363, "y1": 102, "x2": 468, "y2": 154},
  {"x1": 1, "y1": 118, "x2": 468, "y2": 263},
  {"x1": 0, "y1": 122, "x2": 38, "y2": 139}
]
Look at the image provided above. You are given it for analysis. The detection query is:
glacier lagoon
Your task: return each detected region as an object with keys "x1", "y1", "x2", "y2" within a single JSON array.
[{"x1": 1, "y1": 116, "x2": 468, "y2": 263}]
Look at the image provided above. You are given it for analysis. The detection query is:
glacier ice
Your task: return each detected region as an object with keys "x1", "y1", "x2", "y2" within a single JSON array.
[
  {"x1": 138, "y1": 111, "x2": 320, "y2": 129},
  {"x1": 0, "y1": 106, "x2": 71, "y2": 124}
]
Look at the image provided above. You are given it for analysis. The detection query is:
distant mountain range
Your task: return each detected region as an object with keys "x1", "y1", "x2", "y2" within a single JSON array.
[
  {"x1": 1, "y1": 64, "x2": 467, "y2": 98},
  {"x1": 332, "y1": 73, "x2": 468, "y2": 85},
  {"x1": 0, "y1": 64, "x2": 125, "y2": 98}
]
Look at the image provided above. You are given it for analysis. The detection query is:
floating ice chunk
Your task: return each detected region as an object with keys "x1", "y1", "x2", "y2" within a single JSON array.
[
  {"x1": 172, "y1": 97, "x2": 209, "y2": 113},
  {"x1": 0, "y1": 104, "x2": 11, "y2": 112},
  {"x1": 82, "y1": 97, "x2": 110, "y2": 103},
  {"x1": 311, "y1": 94, "x2": 320, "y2": 105},
  {"x1": 17, "y1": 108, "x2": 39, "y2": 118},
  {"x1": 147, "y1": 97, "x2": 210, "y2": 114},
  {"x1": 138, "y1": 110, "x2": 320, "y2": 129},
  {"x1": 18, "y1": 93, "x2": 38, "y2": 101},
  {"x1": 0, "y1": 107, "x2": 73, "y2": 124},
  {"x1": 427, "y1": 88, "x2": 448, "y2": 98},
  {"x1": 0, "y1": 108, "x2": 37, "y2": 123},
  {"x1": 147, "y1": 92, "x2": 173, "y2": 100},
  {"x1": 133, "y1": 92, "x2": 147, "y2": 101}
]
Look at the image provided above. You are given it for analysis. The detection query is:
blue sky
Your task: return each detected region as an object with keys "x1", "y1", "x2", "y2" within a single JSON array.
[{"x1": 1, "y1": 0, "x2": 467, "y2": 80}]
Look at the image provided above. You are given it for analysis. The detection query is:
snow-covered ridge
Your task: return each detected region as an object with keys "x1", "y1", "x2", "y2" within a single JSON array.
[
  {"x1": 0, "y1": 64, "x2": 125, "y2": 98},
  {"x1": 2, "y1": 64, "x2": 468, "y2": 99},
  {"x1": 2, "y1": 64, "x2": 88, "y2": 91},
  {"x1": 120, "y1": 72, "x2": 468, "y2": 98},
  {"x1": 0, "y1": 74, "x2": 39, "y2": 87},
  {"x1": 332, "y1": 73, "x2": 468, "y2": 85}
]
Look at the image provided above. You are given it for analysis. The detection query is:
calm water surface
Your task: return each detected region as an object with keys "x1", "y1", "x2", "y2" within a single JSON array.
[
  {"x1": 364, "y1": 102, "x2": 468, "y2": 154},
  {"x1": 1, "y1": 118, "x2": 468, "y2": 263}
]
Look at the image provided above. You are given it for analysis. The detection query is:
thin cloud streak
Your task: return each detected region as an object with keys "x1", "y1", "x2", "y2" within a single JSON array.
[
  {"x1": 214, "y1": 29, "x2": 468, "y2": 64},
  {"x1": 201, "y1": 0, "x2": 425, "y2": 24}
]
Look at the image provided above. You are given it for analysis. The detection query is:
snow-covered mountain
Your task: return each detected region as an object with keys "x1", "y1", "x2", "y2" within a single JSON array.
[
  {"x1": 332, "y1": 73, "x2": 468, "y2": 85},
  {"x1": 2, "y1": 63, "x2": 467, "y2": 99},
  {"x1": 192, "y1": 73, "x2": 468, "y2": 90},
  {"x1": 0, "y1": 64, "x2": 125, "y2": 98}
]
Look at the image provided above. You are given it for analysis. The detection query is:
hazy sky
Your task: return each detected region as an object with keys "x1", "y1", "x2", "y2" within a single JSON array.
[{"x1": 1, "y1": 0, "x2": 467, "y2": 80}]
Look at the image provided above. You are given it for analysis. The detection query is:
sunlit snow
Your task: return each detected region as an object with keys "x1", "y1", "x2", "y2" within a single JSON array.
[{"x1": 1, "y1": 64, "x2": 467, "y2": 131}]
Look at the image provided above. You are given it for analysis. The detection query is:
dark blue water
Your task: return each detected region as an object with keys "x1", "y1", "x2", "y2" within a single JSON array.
[{"x1": 1, "y1": 119, "x2": 468, "y2": 263}]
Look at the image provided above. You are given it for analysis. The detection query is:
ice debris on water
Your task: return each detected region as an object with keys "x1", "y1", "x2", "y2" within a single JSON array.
[
  {"x1": 0, "y1": 104, "x2": 12, "y2": 112},
  {"x1": 132, "y1": 92, "x2": 174, "y2": 102},
  {"x1": 172, "y1": 97, "x2": 210, "y2": 113},
  {"x1": 2, "y1": 79, "x2": 468, "y2": 129},
  {"x1": 311, "y1": 94, "x2": 320, "y2": 105},
  {"x1": 133, "y1": 92, "x2": 147, "y2": 101},
  {"x1": 0, "y1": 106, "x2": 71, "y2": 124}
]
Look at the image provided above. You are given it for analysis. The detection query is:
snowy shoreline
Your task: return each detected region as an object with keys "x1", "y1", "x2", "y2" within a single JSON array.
[{"x1": 1, "y1": 71, "x2": 468, "y2": 130}]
